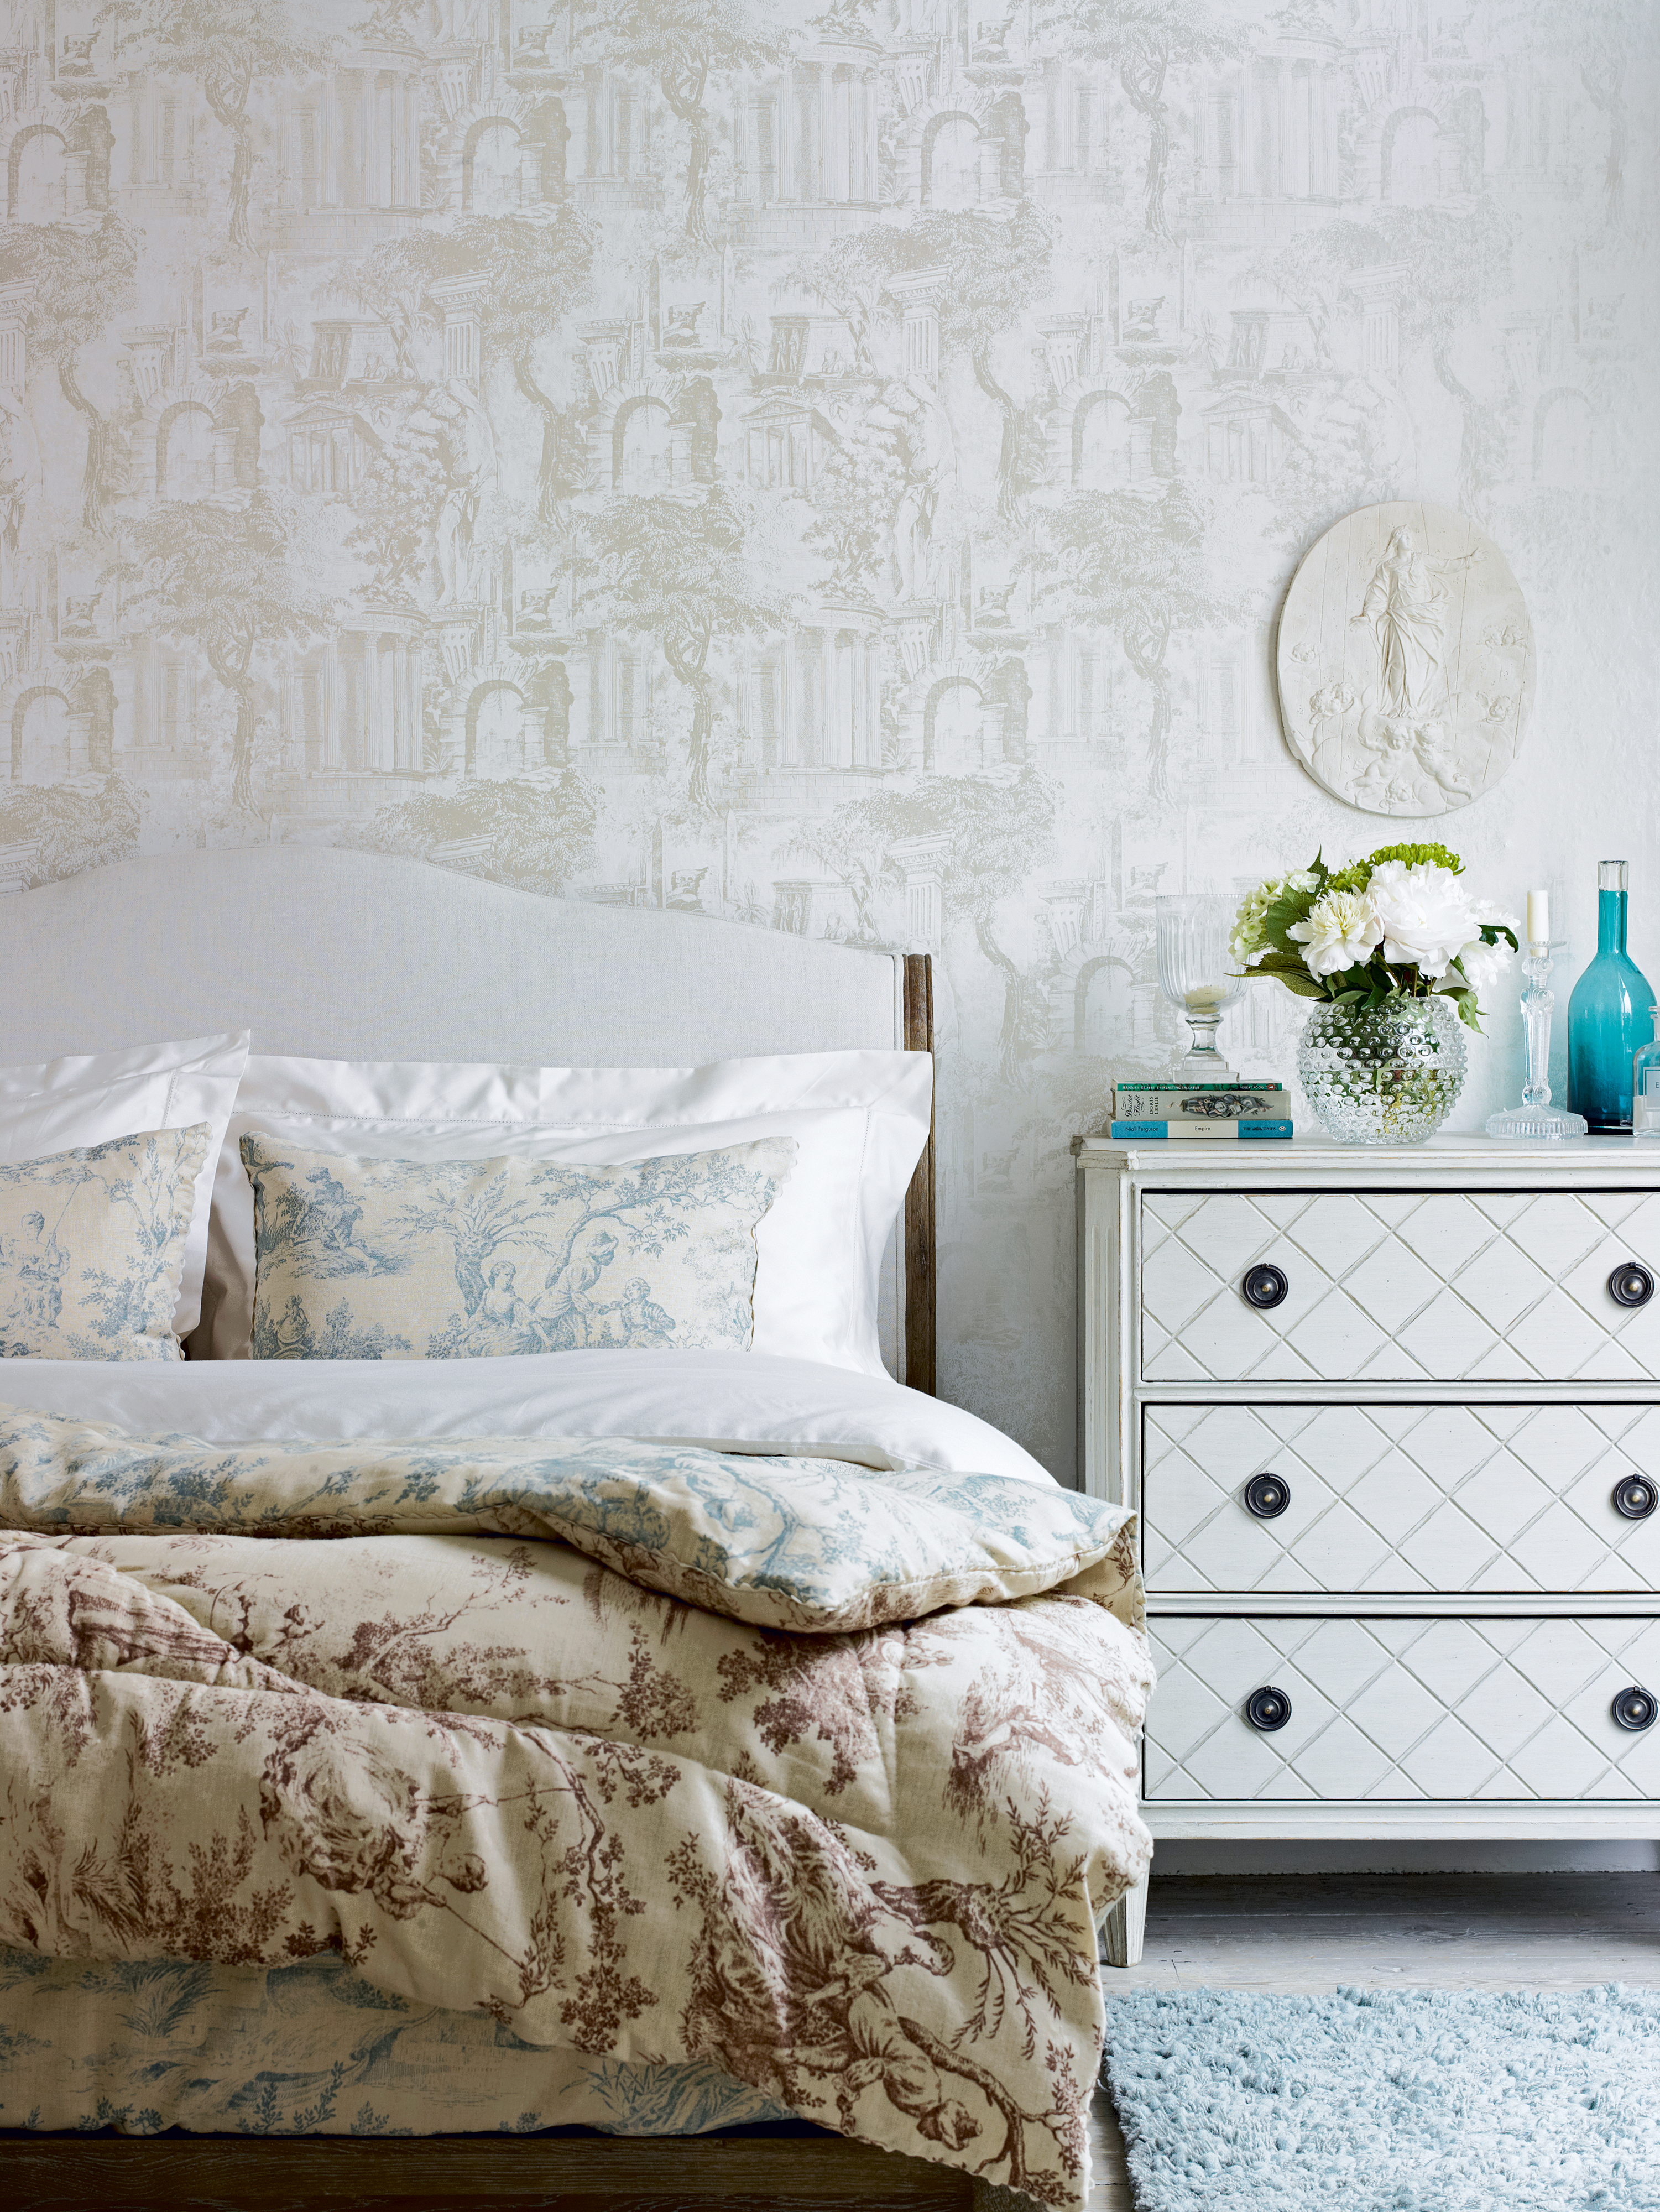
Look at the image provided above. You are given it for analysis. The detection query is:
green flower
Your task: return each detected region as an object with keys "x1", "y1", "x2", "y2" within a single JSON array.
[{"x1": 1327, "y1": 842, "x2": 1464, "y2": 895}]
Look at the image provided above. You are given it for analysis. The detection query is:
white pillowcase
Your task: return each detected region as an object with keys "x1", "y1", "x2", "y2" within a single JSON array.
[
  {"x1": 0, "y1": 1033, "x2": 249, "y2": 1342},
  {"x1": 197, "y1": 1050, "x2": 931, "y2": 1374}
]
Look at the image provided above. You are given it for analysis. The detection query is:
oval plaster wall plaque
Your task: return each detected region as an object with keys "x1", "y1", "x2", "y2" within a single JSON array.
[{"x1": 1275, "y1": 500, "x2": 1534, "y2": 818}]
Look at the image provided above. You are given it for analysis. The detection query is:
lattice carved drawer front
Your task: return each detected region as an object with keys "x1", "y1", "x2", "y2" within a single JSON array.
[
  {"x1": 1140, "y1": 1188, "x2": 1660, "y2": 1382},
  {"x1": 1145, "y1": 1615, "x2": 1660, "y2": 1802},
  {"x1": 1142, "y1": 1403, "x2": 1660, "y2": 1597}
]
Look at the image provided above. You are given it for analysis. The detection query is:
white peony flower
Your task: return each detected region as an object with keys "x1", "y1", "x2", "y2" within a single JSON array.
[
  {"x1": 1367, "y1": 860, "x2": 1482, "y2": 980},
  {"x1": 1286, "y1": 889, "x2": 1384, "y2": 978},
  {"x1": 1453, "y1": 933, "x2": 1515, "y2": 992}
]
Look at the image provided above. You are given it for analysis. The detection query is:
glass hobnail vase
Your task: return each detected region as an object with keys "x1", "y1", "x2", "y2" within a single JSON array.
[
  {"x1": 1297, "y1": 994, "x2": 1468, "y2": 1144},
  {"x1": 1567, "y1": 862, "x2": 1654, "y2": 1133}
]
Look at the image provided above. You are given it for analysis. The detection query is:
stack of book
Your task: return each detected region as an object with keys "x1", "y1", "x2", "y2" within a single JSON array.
[{"x1": 1110, "y1": 1081, "x2": 1293, "y2": 1141}]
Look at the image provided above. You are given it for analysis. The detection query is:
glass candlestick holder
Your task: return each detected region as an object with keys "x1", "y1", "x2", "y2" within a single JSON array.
[{"x1": 1487, "y1": 940, "x2": 1588, "y2": 1140}]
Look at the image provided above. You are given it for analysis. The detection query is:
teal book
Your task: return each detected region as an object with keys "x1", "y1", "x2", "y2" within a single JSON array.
[{"x1": 1109, "y1": 1119, "x2": 1294, "y2": 1141}]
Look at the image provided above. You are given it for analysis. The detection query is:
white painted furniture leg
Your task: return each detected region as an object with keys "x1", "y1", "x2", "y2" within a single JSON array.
[{"x1": 1101, "y1": 1870, "x2": 1149, "y2": 1969}]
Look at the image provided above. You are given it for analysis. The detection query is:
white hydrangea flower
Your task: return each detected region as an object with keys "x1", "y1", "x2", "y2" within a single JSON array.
[
  {"x1": 1286, "y1": 889, "x2": 1383, "y2": 978},
  {"x1": 1230, "y1": 891, "x2": 1271, "y2": 967},
  {"x1": 1230, "y1": 870, "x2": 1323, "y2": 968}
]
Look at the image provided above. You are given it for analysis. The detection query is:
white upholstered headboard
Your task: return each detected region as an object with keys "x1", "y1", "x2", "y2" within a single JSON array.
[{"x1": 0, "y1": 847, "x2": 935, "y2": 1387}]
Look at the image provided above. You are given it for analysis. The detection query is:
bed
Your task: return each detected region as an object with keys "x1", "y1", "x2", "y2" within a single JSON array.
[{"x1": 0, "y1": 848, "x2": 1151, "y2": 2212}]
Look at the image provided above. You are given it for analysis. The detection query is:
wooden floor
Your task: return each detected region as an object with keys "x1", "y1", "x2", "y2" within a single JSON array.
[{"x1": 1088, "y1": 1872, "x2": 1660, "y2": 2210}]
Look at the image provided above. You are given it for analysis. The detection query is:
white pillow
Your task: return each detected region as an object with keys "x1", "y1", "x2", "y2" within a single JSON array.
[
  {"x1": 0, "y1": 1033, "x2": 249, "y2": 1341},
  {"x1": 198, "y1": 1050, "x2": 931, "y2": 1374}
]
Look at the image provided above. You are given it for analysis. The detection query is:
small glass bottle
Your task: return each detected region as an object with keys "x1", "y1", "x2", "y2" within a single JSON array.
[
  {"x1": 1634, "y1": 1010, "x2": 1660, "y2": 1139},
  {"x1": 1568, "y1": 862, "x2": 1656, "y2": 1132}
]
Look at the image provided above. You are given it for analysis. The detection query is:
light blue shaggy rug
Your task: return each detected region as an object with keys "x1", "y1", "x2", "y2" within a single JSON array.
[{"x1": 1102, "y1": 1985, "x2": 1660, "y2": 2211}]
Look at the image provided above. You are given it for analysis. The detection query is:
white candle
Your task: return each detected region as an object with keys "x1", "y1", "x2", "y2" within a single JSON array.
[{"x1": 1526, "y1": 888, "x2": 1549, "y2": 945}]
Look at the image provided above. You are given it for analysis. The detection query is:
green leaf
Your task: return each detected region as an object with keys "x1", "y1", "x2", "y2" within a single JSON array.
[
  {"x1": 1260, "y1": 889, "x2": 1319, "y2": 954},
  {"x1": 1273, "y1": 971, "x2": 1329, "y2": 1000},
  {"x1": 1328, "y1": 957, "x2": 1381, "y2": 993},
  {"x1": 1434, "y1": 979, "x2": 1486, "y2": 1034}
]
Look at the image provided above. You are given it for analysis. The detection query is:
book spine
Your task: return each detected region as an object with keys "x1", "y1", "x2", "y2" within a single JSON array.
[
  {"x1": 1113, "y1": 1089, "x2": 1287, "y2": 1122},
  {"x1": 1110, "y1": 1081, "x2": 1285, "y2": 1092},
  {"x1": 1109, "y1": 1120, "x2": 1295, "y2": 1141}
]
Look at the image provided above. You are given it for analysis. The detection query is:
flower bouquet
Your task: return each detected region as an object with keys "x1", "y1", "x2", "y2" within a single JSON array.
[{"x1": 1232, "y1": 843, "x2": 1517, "y2": 1143}]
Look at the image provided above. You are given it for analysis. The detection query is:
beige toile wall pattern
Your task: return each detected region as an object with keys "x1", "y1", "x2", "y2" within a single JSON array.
[{"x1": 1, "y1": 0, "x2": 1656, "y2": 1479}]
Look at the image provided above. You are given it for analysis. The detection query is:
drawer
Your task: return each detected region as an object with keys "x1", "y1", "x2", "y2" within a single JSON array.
[
  {"x1": 1142, "y1": 1402, "x2": 1660, "y2": 1597},
  {"x1": 1145, "y1": 1614, "x2": 1660, "y2": 1802},
  {"x1": 1140, "y1": 1188, "x2": 1660, "y2": 1383}
]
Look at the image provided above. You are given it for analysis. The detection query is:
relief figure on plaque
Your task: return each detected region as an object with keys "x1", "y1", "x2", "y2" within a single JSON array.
[
  {"x1": 1351, "y1": 527, "x2": 1474, "y2": 719},
  {"x1": 1276, "y1": 502, "x2": 1535, "y2": 818}
]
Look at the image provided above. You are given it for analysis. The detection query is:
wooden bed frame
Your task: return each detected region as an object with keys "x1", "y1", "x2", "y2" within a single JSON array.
[
  {"x1": 901, "y1": 948, "x2": 936, "y2": 1398},
  {"x1": 8, "y1": 2118, "x2": 1021, "y2": 2210},
  {"x1": 0, "y1": 854, "x2": 1040, "y2": 2212}
]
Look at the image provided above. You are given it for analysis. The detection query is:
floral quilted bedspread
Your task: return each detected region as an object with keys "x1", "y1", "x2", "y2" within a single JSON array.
[{"x1": 0, "y1": 1408, "x2": 1152, "y2": 2209}]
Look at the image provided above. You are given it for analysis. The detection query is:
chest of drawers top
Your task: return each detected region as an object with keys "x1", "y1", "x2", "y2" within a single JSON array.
[
  {"x1": 1079, "y1": 1136, "x2": 1660, "y2": 1390},
  {"x1": 1076, "y1": 1132, "x2": 1660, "y2": 1183}
]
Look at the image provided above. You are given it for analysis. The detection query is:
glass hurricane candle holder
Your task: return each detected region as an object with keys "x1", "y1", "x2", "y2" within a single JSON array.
[
  {"x1": 1487, "y1": 939, "x2": 1588, "y2": 1140},
  {"x1": 1156, "y1": 894, "x2": 1246, "y2": 1077}
]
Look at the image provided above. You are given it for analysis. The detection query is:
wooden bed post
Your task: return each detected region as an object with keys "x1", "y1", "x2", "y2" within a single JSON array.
[{"x1": 901, "y1": 953, "x2": 936, "y2": 1399}]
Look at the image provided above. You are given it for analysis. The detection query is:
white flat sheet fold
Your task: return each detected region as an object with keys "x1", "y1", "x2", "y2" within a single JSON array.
[{"x1": 0, "y1": 1349, "x2": 1054, "y2": 1484}]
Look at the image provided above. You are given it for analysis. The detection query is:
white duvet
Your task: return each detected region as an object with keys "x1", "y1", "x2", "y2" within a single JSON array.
[{"x1": 0, "y1": 1349, "x2": 1053, "y2": 1485}]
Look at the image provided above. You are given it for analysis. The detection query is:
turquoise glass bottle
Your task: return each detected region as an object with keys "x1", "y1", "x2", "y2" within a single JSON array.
[{"x1": 1567, "y1": 862, "x2": 1654, "y2": 1131}]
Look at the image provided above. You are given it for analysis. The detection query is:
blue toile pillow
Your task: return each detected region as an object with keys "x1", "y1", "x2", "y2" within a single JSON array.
[
  {"x1": 241, "y1": 1132, "x2": 798, "y2": 1361},
  {"x1": 0, "y1": 1125, "x2": 211, "y2": 1360}
]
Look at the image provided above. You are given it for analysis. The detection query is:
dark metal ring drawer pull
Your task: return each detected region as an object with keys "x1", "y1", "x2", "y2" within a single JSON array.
[
  {"x1": 1244, "y1": 1473, "x2": 1291, "y2": 1519},
  {"x1": 1612, "y1": 1684, "x2": 1657, "y2": 1733},
  {"x1": 1608, "y1": 1262, "x2": 1654, "y2": 1308},
  {"x1": 1246, "y1": 1686, "x2": 1292, "y2": 1733},
  {"x1": 1614, "y1": 1474, "x2": 1658, "y2": 1520},
  {"x1": 1242, "y1": 1263, "x2": 1288, "y2": 1310}
]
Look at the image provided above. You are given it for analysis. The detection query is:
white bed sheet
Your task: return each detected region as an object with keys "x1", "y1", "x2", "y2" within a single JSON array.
[{"x1": 0, "y1": 1350, "x2": 1053, "y2": 1485}]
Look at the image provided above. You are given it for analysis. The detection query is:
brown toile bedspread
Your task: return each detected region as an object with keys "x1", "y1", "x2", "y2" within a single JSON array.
[{"x1": 0, "y1": 1411, "x2": 1152, "y2": 2208}]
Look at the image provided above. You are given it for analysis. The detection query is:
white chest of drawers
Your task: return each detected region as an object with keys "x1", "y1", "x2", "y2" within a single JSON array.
[{"x1": 1078, "y1": 1136, "x2": 1660, "y2": 1967}]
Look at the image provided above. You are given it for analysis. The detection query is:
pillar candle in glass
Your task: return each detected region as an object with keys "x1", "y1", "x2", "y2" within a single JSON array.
[{"x1": 1567, "y1": 862, "x2": 1655, "y2": 1132}]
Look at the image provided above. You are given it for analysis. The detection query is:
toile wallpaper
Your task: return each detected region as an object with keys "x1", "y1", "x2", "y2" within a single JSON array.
[{"x1": 0, "y1": 0, "x2": 1655, "y2": 1479}]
